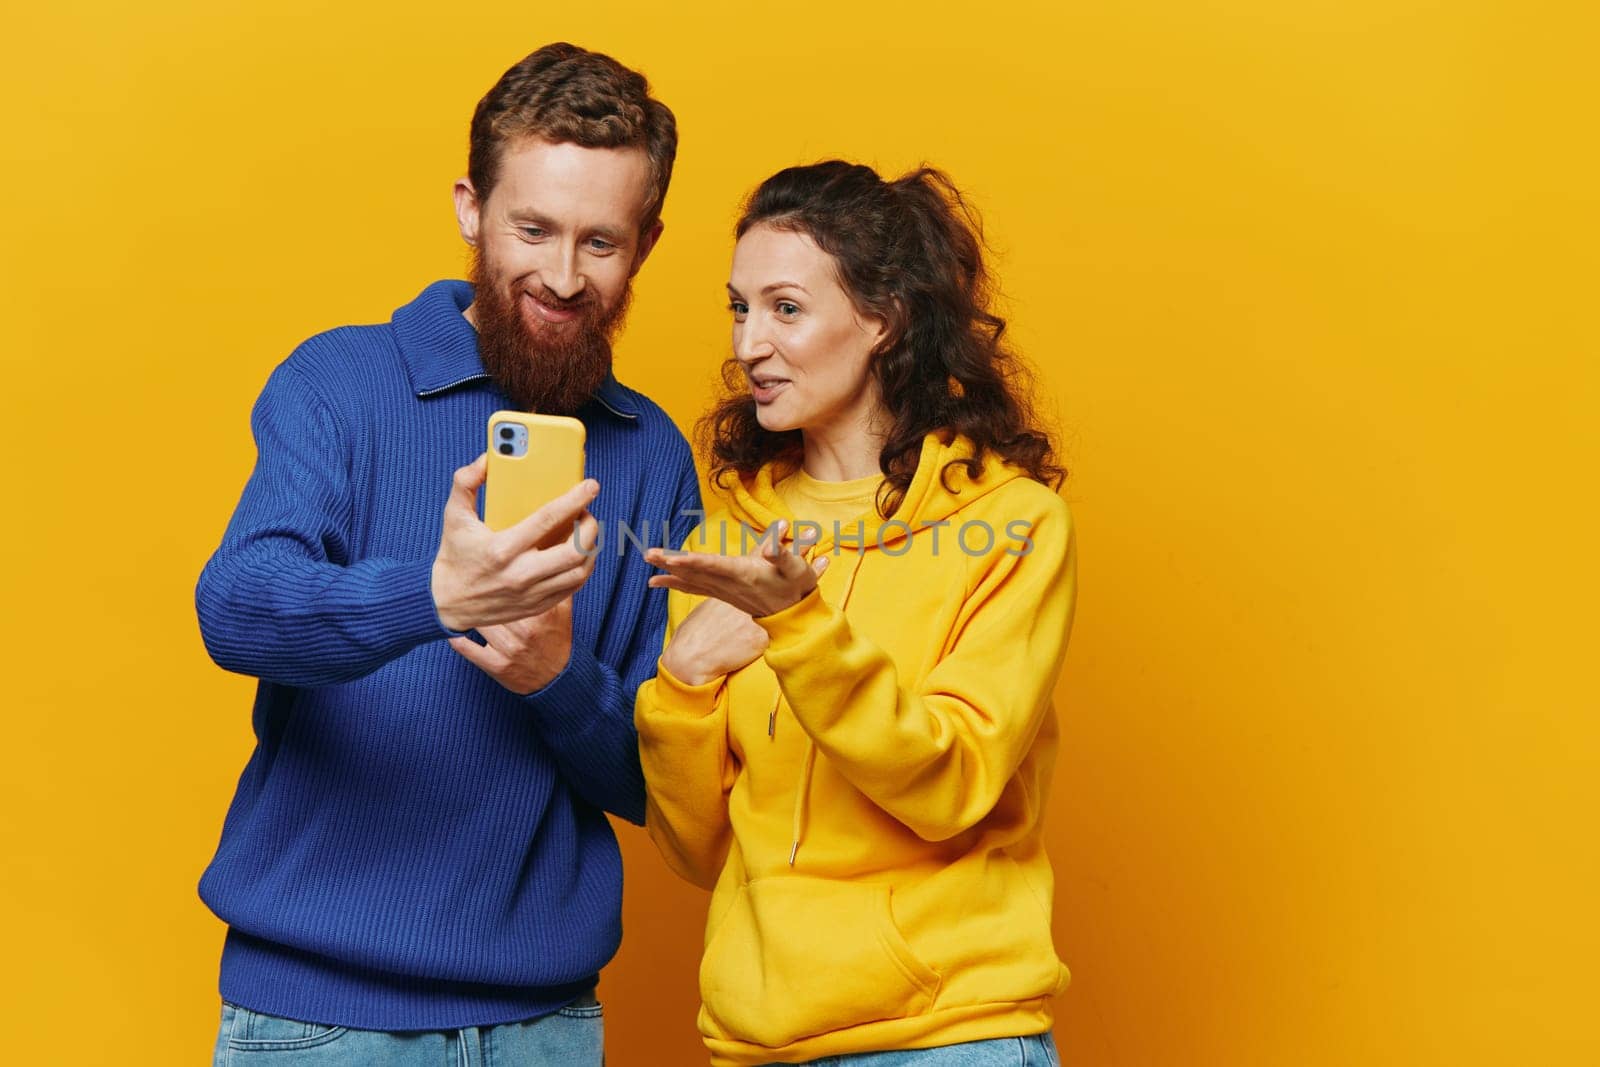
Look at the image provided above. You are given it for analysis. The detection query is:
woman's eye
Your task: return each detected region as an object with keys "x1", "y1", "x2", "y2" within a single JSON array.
[
  {"x1": 776, "y1": 301, "x2": 801, "y2": 317},
  {"x1": 727, "y1": 301, "x2": 748, "y2": 319}
]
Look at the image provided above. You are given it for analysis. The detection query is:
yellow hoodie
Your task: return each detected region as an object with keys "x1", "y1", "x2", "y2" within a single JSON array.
[{"x1": 635, "y1": 432, "x2": 1077, "y2": 1066}]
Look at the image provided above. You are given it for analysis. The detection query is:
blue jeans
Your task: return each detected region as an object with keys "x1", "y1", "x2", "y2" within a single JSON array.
[
  {"x1": 210, "y1": 991, "x2": 603, "y2": 1066},
  {"x1": 800, "y1": 1032, "x2": 1060, "y2": 1066}
]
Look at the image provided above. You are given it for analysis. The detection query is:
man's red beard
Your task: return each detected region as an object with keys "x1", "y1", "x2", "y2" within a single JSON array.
[{"x1": 468, "y1": 249, "x2": 633, "y2": 415}]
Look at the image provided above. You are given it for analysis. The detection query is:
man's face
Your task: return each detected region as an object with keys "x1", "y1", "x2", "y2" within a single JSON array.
[{"x1": 454, "y1": 138, "x2": 662, "y2": 413}]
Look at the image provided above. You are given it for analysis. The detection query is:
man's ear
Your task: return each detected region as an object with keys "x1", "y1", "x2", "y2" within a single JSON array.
[
  {"x1": 453, "y1": 178, "x2": 481, "y2": 246},
  {"x1": 630, "y1": 218, "x2": 666, "y2": 277}
]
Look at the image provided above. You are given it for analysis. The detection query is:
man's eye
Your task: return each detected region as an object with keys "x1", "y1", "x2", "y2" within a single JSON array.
[
  {"x1": 520, "y1": 227, "x2": 545, "y2": 239},
  {"x1": 588, "y1": 238, "x2": 616, "y2": 252}
]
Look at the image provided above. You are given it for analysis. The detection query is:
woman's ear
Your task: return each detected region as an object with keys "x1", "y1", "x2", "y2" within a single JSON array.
[{"x1": 866, "y1": 295, "x2": 906, "y2": 357}]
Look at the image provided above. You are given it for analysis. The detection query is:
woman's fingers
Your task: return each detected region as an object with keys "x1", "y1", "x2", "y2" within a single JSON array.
[
  {"x1": 648, "y1": 574, "x2": 720, "y2": 597},
  {"x1": 651, "y1": 552, "x2": 754, "y2": 583},
  {"x1": 758, "y1": 520, "x2": 787, "y2": 563}
]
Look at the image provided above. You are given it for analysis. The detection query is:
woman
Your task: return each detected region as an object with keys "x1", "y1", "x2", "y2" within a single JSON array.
[{"x1": 635, "y1": 160, "x2": 1076, "y2": 1066}]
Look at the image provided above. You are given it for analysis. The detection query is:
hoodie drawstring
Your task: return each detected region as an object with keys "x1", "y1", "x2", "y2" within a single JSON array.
[
  {"x1": 787, "y1": 547, "x2": 866, "y2": 867},
  {"x1": 788, "y1": 741, "x2": 816, "y2": 866}
]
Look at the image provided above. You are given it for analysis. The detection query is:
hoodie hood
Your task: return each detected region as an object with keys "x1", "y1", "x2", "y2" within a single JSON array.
[{"x1": 717, "y1": 433, "x2": 1026, "y2": 553}]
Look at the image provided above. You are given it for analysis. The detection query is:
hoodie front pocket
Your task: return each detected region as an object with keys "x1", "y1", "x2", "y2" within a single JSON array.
[{"x1": 699, "y1": 876, "x2": 942, "y2": 1048}]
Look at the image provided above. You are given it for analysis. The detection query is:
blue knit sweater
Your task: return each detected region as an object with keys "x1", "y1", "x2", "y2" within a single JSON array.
[{"x1": 195, "y1": 279, "x2": 699, "y2": 1030}]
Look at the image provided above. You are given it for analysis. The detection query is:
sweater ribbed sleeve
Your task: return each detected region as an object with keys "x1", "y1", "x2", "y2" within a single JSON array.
[{"x1": 196, "y1": 360, "x2": 454, "y2": 686}]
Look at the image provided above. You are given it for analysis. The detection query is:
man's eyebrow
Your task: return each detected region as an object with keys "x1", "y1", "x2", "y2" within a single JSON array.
[{"x1": 506, "y1": 211, "x2": 556, "y2": 228}]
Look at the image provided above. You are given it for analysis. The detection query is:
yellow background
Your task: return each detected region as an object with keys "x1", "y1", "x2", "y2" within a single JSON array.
[{"x1": 2, "y1": 1, "x2": 1596, "y2": 1063}]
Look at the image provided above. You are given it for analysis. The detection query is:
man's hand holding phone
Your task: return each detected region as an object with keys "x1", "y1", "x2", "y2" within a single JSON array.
[{"x1": 430, "y1": 452, "x2": 599, "y2": 635}]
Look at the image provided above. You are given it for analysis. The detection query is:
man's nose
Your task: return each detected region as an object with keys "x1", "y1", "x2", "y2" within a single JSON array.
[{"x1": 543, "y1": 247, "x2": 586, "y2": 301}]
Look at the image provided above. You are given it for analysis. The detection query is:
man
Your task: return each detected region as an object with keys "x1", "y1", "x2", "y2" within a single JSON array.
[{"x1": 196, "y1": 43, "x2": 697, "y2": 1064}]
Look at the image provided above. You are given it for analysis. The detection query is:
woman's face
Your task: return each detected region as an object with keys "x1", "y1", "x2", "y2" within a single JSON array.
[{"x1": 727, "y1": 223, "x2": 889, "y2": 437}]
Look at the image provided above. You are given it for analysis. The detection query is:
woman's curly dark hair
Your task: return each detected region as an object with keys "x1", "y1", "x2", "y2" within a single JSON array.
[{"x1": 700, "y1": 160, "x2": 1064, "y2": 516}]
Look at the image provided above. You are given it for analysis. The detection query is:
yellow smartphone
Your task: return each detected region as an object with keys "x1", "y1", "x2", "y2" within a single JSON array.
[{"x1": 483, "y1": 412, "x2": 587, "y2": 546}]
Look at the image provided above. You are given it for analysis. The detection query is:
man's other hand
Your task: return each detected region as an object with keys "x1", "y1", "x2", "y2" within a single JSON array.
[{"x1": 449, "y1": 597, "x2": 575, "y2": 695}]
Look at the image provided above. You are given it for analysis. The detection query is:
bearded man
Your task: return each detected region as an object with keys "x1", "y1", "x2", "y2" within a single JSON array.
[{"x1": 194, "y1": 43, "x2": 697, "y2": 1066}]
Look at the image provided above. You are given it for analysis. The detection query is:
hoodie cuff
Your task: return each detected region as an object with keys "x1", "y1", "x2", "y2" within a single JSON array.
[
  {"x1": 753, "y1": 585, "x2": 837, "y2": 652},
  {"x1": 641, "y1": 659, "x2": 725, "y2": 718}
]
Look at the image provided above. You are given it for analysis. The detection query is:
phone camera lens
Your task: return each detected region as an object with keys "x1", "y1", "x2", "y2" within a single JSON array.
[
  {"x1": 498, "y1": 443, "x2": 513, "y2": 455},
  {"x1": 499, "y1": 427, "x2": 515, "y2": 440}
]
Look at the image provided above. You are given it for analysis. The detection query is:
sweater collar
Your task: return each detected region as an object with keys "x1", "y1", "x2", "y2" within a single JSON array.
[{"x1": 392, "y1": 279, "x2": 638, "y2": 420}]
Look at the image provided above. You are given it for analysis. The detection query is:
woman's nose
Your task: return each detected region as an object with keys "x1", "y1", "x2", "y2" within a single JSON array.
[{"x1": 734, "y1": 321, "x2": 773, "y2": 365}]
